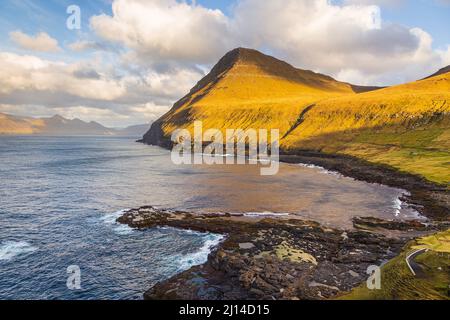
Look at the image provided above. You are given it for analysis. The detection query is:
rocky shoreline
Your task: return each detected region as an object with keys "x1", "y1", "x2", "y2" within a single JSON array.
[
  {"x1": 117, "y1": 206, "x2": 440, "y2": 300},
  {"x1": 278, "y1": 152, "x2": 449, "y2": 222},
  {"x1": 124, "y1": 142, "x2": 449, "y2": 300},
  {"x1": 137, "y1": 135, "x2": 449, "y2": 222}
]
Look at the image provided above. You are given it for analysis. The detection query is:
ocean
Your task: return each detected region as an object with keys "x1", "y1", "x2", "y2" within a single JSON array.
[{"x1": 0, "y1": 136, "x2": 421, "y2": 299}]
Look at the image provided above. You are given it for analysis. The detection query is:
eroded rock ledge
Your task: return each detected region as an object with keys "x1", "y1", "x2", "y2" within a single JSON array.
[{"x1": 117, "y1": 206, "x2": 426, "y2": 300}]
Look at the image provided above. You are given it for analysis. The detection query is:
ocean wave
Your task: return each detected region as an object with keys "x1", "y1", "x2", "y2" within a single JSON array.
[
  {"x1": 298, "y1": 163, "x2": 343, "y2": 177},
  {"x1": 298, "y1": 163, "x2": 324, "y2": 170},
  {"x1": 0, "y1": 241, "x2": 37, "y2": 261},
  {"x1": 99, "y1": 210, "x2": 134, "y2": 235},
  {"x1": 392, "y1": 192, "x2": 425, "y2": 220},
  {"x1": 393, "y1": 198, "x2": 402, "y2": 217},
  {"x1": 177, "y1": 233, "x2": 225, "y2": 270},
  {"x1": 242, "y1": 211, "x2": 290, "y2": 217},
  {"x1": 200, "y1": 153, "x2": 234, "y2": 157}
]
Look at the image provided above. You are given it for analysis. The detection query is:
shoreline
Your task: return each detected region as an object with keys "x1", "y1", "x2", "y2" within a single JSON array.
[
  {"x1": 122, "y1": 141, "x2": 449, "y2": 300},
  {"x1": 118, "y1": 207, "x2": 420, "y2": 300},
  {"x1": 138, "y1": 140, "x2": 449, "y2": 221},
  {"x1": 279, "y1": 151, "x2": 449, "y2": 222}
]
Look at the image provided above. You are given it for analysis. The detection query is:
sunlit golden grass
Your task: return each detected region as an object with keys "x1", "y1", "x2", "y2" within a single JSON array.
[
  {"x1": 282, "y1": 74, "x2": 450, "y2": 184},
  {"x1": 283, "y1": 124, "x2": 450, "y2": 185},
  {"x1": 413, "y1": 230, "x2": 450, "y2": 253},
  {"x1": 162, "y1": 61, "x2": 355, "y2": 138},
  {"x1": 157, "y1": 49, "x2": 449, "y2": 184}
]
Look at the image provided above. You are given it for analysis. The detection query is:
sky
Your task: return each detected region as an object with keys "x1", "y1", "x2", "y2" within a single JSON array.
[{"x1": 0, "y1": 0, "x2": 449, "y2": 127}]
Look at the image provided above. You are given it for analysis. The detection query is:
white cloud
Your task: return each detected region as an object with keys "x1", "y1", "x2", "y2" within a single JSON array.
[
  {"x1": 232, "y1": 0, "x2": 446, "y2": 85},
  {"x1": 89, "y1": 0, "x2": 449, "y2": 86},
  {"x1": 90, "y1": 0, "x2": 234, "y2": 65},
  {"x1": 69, "y1": 40, "x2": 103, "y2": 52},
  {"x1": 130, "y1": 102, "x2": 170, "y2": 120},
  {"x1": 10, "y1": 31, "x2": 61, "y2": 52},
  {"x1": 143, "y1": 68, "x2": 203, "y2": 98},
  {"x1": 343, "y1": 0, "x2": 404, "y2": 7},
  {"x1": 0, "y1": 52, "x2": 125, "y2": 100},
  {"x1": 0, "y1": 51, "x2": 201, "y2": 126},
  {"x1": 438, "y1": 45, "x2": 450, "y2": 66}
]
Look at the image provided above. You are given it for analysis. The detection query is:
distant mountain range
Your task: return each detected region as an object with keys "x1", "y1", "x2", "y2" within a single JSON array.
[
  {"x1": 143, "y1": 47, "x2": 450, "y2": 184},
  {"x1": 0, "y1": 113, "x2": 151, "y2": 137}
]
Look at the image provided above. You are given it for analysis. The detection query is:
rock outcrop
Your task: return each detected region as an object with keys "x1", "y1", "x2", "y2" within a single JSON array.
[{"x1": 118, "y1": 206, "x2": 410, "y2": 300}]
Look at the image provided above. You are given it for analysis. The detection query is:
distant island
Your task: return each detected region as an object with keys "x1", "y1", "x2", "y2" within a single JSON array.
[{"x1": 0, "y1": 113, "x2": 151, "y2": 137}]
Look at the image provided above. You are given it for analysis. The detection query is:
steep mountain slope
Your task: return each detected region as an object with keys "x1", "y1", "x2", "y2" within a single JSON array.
[
  {"x1": 423, "y1": 65, "x2": 450, "y2": 80},
  {"x1": 0, "y1": 113, "x2": 44, "y2": 135},
  {"x1": 143, "y1": 48, "x2": 449, "y2": 184},
  {"x1": 143, "y1": 48, "x2": 377, "y2": 147},
  {"x1": 40, "y1": 115, "x2": 116, "y2": 136},
  {"x1": 282, "y1": 71, "x2": 450, "y2": 184}
]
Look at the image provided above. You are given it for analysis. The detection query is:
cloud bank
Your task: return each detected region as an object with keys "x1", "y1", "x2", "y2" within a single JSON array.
[
  {"x1": 1, "y1": 0, "x2": 449, "y2": 126},
  {"x1": 10, "y1": 31, "x2": 61, "y2": 53},
  {"x1": 90, "y1": 0, "x2": 450, "y2": 85}
]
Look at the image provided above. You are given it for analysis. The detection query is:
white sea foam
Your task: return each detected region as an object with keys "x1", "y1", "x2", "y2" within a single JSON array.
[
  {"x1": 391, "y1": 192, "x2": 425, "y2": 221},
  {"x1": 298, "y1": 163, "x2": 343, "y2": 177},
  {"x1": 178, "y1": 233, "x2": 225, "y2": 270},
  {"x1": 0, "y1": 241, "x2": 37, "y2": 261},
  {"x1": 298, "y1": 163, "x2": 324, "y2": 170},
  {"x1": 242, "y1": 211, "x2": 290, "y2": 217},
  {"x1": 393, "y1": 197, "x2": 402, "y2": 217},
  {"x1": 200, "y1": 153, "x2": 234, "y2": 157},
  {"x1": 113, "y1": 224, "x2": 134, "y2": 236},
  {"x1": 99, "y1": 209, "x2": 127, "y2": 224},
  {"x1": 100, "y1": 209, "x2": 134, "y2": 235}
]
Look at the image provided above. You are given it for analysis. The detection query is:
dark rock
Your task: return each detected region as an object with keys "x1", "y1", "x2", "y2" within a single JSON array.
[
  {"x1": 353, "y1": 216, "x2": 429, "y2": 231},
  {"x1": 118, "y1": 206, "x2": 420, "y2": 300}
]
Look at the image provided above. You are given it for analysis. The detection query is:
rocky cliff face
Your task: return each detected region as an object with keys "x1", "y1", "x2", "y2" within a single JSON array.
[{"x1": 141, "y1": 119, "x2": 172, "y2": 148}]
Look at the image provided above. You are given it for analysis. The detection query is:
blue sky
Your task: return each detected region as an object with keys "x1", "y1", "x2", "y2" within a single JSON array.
[
  {"x1": 380, "y1": 1, "x2": 450, "y2": 49},
  {"x1": 1, "y1": 0, "x2": 448, "y2": 52},
  {"x1": 0, "y1": 1, "x2": 111, "y2": 60},
  {"x1": 0, "y1": 0, "x2": 449, "y2": 126}
]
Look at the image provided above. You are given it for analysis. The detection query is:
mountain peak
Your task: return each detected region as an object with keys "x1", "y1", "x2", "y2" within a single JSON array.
[
  {"x1": 183, "y1": 47, "x2": 353, "y2": 104},
  {"x1": 219, "y1": 47, "x2": 297, "y2": 71},
  {"x1": 222, "y1": 47, "x2": 268, "y2": 61},
  {"x1": 162, "y1": 47, "x2": 382, "y2": 122},
  {"x1": 144, "y1": 48, "x2": 376, "y2": 146}
]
